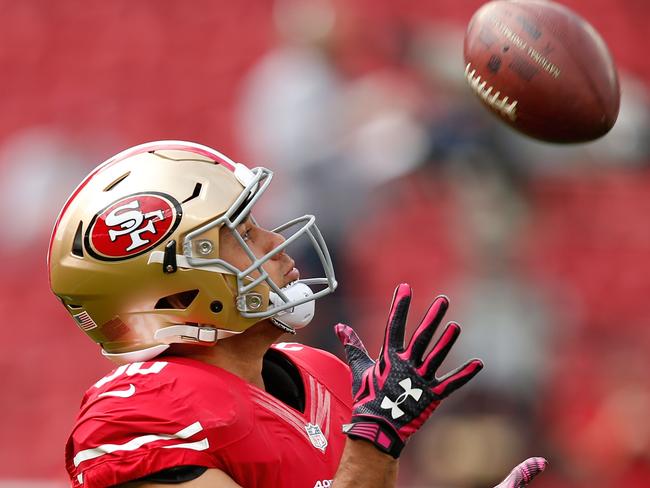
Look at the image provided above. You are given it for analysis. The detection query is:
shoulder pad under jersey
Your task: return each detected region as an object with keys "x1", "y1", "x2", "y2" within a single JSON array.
[
  {"x1": 66, "y1": 357, "x2": 253, "y2": 487},
  {"x1": 272, "y1": 342, "x2": 352, "y2": 406}
]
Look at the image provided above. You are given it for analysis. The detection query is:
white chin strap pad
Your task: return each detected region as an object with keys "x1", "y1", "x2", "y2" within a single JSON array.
[
  {"x1": 102, "y1": 344, "x2": 170, "y2": 365},
  {"x1": 269, "y1": 282, "x2": 315, "y2": 330}
]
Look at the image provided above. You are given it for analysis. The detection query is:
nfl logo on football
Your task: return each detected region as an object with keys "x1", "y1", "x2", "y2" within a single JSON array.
[{"x1": 305, "y1": 423, "x2": 328, "y2": 452}]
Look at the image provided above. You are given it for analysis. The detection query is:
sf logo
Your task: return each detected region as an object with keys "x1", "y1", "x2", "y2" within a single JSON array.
[
  {"x1": 105, "y1": 200, "x2": 164, "y2": 252},
  {"x1": 380, "y1": 378, "x2": 422, "y2": 419},
  {"x1": 87, "y1": 192, "x2": 181, "y2": 260}
]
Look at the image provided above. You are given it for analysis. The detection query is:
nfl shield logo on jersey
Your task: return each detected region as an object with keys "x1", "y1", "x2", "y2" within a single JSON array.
[{"x1": 305, "y1": 423, "x2": 328, "y2": 452}]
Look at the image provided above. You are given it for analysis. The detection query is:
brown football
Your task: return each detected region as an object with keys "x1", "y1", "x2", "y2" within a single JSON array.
[{"x1": 463, "y1": 0, "x2": 620, "y2": 143}]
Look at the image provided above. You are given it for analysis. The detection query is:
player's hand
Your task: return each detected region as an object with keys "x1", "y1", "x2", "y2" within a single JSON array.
[
  {"x1": 494, "y1": 457, "x2": 548, "y2": 488},
  {"x1": 335, "y1": 283, "x2": 483, "y2": 458}
]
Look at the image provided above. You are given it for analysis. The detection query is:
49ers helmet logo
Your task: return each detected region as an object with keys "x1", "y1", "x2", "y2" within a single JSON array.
[{"x1": 85, "y1": 192, "x2": 182, "y2": 261}]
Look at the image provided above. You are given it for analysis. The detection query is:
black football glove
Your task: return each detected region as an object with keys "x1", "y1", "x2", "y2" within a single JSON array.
[{"x1": 335, "y1": 283, "x2": 483, "y2": 458}]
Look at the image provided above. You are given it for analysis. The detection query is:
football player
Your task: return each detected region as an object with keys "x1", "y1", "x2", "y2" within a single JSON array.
[{"x1": 49, "y1": 141, "x2": 546, "y2": 487}]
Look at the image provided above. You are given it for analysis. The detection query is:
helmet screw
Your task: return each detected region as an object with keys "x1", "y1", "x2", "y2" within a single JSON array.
[
  {"x1": 165, "y1": 264, "x2": 175, "y2": 273},
  {"x1": 210, "y1": 300, "x2": 223, "y2": 313},
  {"x1": 248, "y1": 295, "x2": 262, "y2": 310},
  {"x1": 197, "y1": 240, "x2": 213, "y2": 255}
]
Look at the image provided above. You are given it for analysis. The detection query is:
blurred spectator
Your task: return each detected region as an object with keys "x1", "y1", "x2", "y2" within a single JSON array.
[
  {"x1": 0, "y1": 128, "x2": 104, "y2": 254},
  {"x1": 237, "y1": 0, "x2": 346, "y2": 231},
  {"x1": 237, "y1": 0, "x2": 430, "y2": 345},
  {"x1": 238, "y1": 0, "x2": 427, "y2": 239}
]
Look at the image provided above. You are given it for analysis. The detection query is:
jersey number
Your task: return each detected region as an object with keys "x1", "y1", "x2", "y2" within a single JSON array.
[{"x1": 93, "y1": 361, "x2": 168, "y2": 388}]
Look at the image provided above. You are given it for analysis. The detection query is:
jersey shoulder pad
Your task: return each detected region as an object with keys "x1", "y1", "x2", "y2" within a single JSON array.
[
  {"x1": 272, "y1": 342, "x2": 348, "y2": 372},
  {"x1": 80, "y1": 358, "x2": 246, "y2": 423},
  {"x1": 272, "y1": 342, "x2": 352, "y2": 405},
  {"x1": 67, "y1": 358, "x2": 253, "y2": 487}
]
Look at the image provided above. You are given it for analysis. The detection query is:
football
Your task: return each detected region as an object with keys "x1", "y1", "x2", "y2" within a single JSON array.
[{"x1": 463, "y1": 0, "x2": 620, "y2": 143}]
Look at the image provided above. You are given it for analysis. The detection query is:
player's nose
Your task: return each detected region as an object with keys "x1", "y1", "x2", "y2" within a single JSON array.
[{"x1": 260, "y1": 228, "x2": 287, "y2": 259}]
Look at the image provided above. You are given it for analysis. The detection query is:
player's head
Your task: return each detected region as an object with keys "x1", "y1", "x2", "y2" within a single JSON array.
[{"x1": 48, "y1": 141, "x2": 337, "y2": 364}]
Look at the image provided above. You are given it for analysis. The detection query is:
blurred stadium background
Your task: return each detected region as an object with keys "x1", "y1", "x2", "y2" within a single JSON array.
[{"x1": 1, "y1": 0, "x2": 649, "y2": 486}]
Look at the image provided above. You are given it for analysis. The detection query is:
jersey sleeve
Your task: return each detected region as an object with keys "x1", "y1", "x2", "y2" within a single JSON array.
[{"x1": 65, "y1": 359, "x2": 250, "y2": 488}]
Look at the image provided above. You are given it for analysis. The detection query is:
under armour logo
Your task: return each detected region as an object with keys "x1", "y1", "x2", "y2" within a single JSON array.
[{"x1": 380, "y1": 378, "x2": 423, "y2": 419}]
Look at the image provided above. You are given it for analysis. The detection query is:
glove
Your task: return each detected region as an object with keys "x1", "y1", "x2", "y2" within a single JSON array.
[
  {"x1": 335, "y1": 283, "x2": 483, "y2": 458},
  {"x1": 494, "y1": 457, "x2": 548, "y2": 488}
]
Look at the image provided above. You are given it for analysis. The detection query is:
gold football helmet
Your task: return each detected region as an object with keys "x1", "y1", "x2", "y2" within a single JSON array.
[{"x1": 48, "y1": 141, "x2": 337, "y2": 364}]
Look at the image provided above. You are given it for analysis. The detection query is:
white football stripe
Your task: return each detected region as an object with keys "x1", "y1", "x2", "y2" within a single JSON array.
[
  {"x1": 314, "y1": 382, "x2": 331, "y2": 438},
  {"x1": 250, "y1": 388, "x2": 306, "y2": 427},
  {"x1": 252, "y1": 396, "x2": 309, "y2": 440},
  {"x1": 163, "y1": 438, "x2": 210, "y2": 451},
  {"x1": 73, "y1": 421, "x2": 204, "y2": 467},
  {"x1": 98, "y1": 384, "x2": 136, "y2": 398},
  {"x1": 309, "y1": 376, "x2": 316, "y2": 423}
]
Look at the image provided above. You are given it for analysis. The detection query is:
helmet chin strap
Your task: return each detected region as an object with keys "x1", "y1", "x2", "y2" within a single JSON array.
[
  {"x1": 102, "y1": 326, "x2": 237, "y2": 365},
  {"x1": 102, "y1": 283, "x2": 316, "y2": 364},
  {"x1": 268, "y1": 282, "x2": 316, "y2": 334}
]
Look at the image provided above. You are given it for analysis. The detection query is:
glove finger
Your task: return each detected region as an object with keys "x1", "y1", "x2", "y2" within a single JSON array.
[
  {"x1": 380, "y1": 284, "x2": 412, "y2": 362},
  {"x1": 494, "y1": 457, "x2": 548, "y2": 488},
  {"x1": 417, "y1": 321, "x2": 460, "y2": 379},
  {"x1": 334, "y1": 323, "x2": 373, "y2": 369},
  {"x1": 403, "y1": 296, "x2": 449, "y2": 364},
  {"x1": 431, "y1": 358, "x2": 483, "y2": 398}
]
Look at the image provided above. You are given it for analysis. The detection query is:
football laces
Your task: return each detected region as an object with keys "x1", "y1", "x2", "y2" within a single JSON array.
[{"x1": 465, "y1": 63, "x2": 518, "y2": 121}]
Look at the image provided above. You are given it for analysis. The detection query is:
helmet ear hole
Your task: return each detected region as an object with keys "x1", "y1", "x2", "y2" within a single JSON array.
[
  {"x1": 210, "y1": 301, "x2": 223, "y2": 313},
  {"x1": 154, "y1": 290, "x2": 199, "y2": 310}
]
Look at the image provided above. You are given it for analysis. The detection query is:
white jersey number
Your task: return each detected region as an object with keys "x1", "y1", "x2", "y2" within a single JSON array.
[{"x1": 93, "y1": 361, "x2": 168, "y2": 389}]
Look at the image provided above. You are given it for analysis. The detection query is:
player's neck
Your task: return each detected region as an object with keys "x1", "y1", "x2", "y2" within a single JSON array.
[{"x1": 170, "y1": 321, "x2": 283, "y2": 390}]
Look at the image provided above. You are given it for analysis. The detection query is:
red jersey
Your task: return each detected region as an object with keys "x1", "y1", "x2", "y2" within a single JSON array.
[{"x1": 66, "y1": 343, "x2": 353, "y2": 487}]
